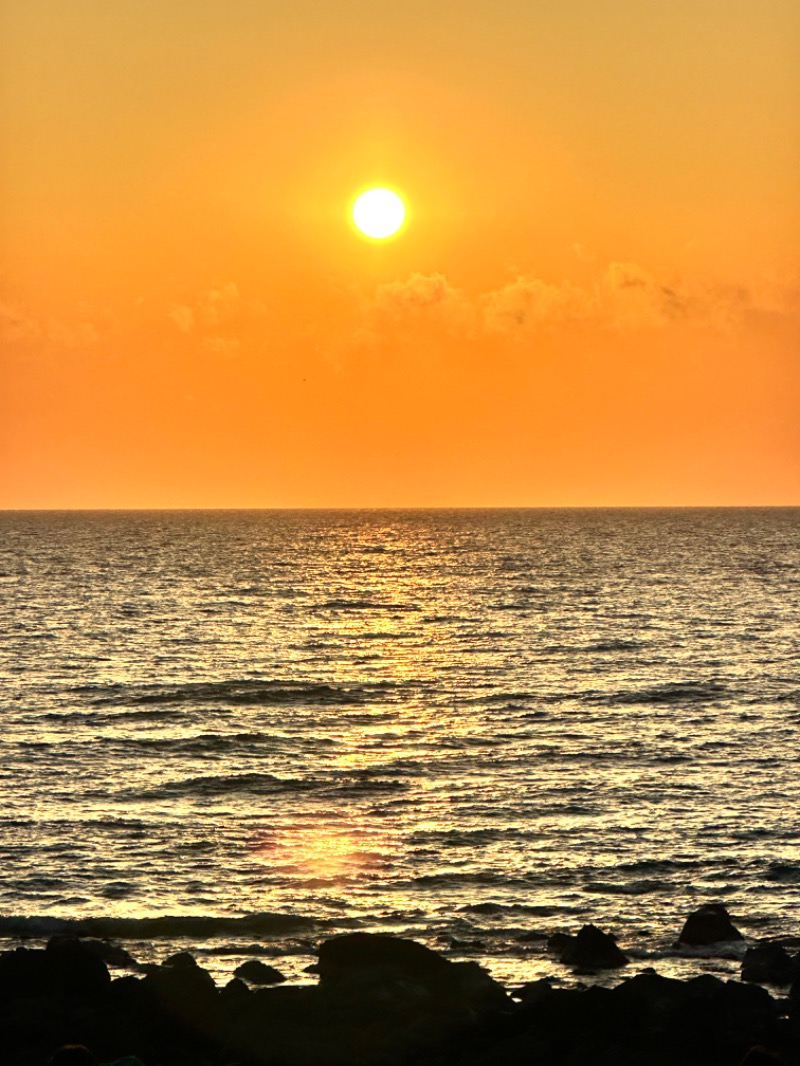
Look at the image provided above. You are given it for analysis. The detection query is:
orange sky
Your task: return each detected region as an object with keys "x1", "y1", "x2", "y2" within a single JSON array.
[{"x1": 2, "y1": 0, "x2": 798, "y2": 507}]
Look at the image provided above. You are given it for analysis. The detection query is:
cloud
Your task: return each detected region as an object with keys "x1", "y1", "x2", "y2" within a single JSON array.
[
  {"x1": 201, "y1": 282, "x2": 240, "y2": 327},
  {"x1": 201, "y1": 336, "x2": 240, "y2": 357},
  {"x1": 372, "y1": 272, "x2": 475, "y2": 333},
  {"x1": 363, "y1": 262, "x2": 798, "y2": 349},
  {"x1": 0, "y1": 299, "x2": 41, "y2": 344},
  {"x1": 168, "y1": 282, "x2": 242, "y2": 334},
  {"x1": 1, "y1": 297, "x2": 104, "y2": 349},
  {"x1": 572, "y1": 242, "x2": 596, "y2": 263},
  {"x1": 599, "y1": 261, "x2": 683, "y2": 330},
  {"x1": 480, "y1": 262, "x2": 792, "y2": 337},
  {"x1": 482, "y1": 276, "x2": 592, "y2": 333},
  {"x1": 165, "y1": 282, "x2": 261, "y2": 356},
  {"x1": 169, "y1": 305, "x2": 195, "y2": 333}
]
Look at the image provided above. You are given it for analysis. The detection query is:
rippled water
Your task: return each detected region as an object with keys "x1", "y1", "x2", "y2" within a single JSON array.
[{"x1": 1, "y1": 509, "x2": 798, "y2": 985}]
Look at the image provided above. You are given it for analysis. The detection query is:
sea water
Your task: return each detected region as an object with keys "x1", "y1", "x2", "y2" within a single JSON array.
[{"x1": 1, "y1": 509, "x2": 798, "y2": 986}]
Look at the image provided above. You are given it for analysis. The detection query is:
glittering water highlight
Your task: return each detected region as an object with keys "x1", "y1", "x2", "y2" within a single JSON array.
[{"x1": 1, "y1": 508, "x2": 798, "y2": 984}]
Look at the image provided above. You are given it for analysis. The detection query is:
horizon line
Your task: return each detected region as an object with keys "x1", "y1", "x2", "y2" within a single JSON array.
[{"x1": 2, "y1": 503, "x2": 798, "y2": 514}]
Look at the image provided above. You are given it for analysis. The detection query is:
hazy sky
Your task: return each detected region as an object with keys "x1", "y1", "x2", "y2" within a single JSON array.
[{"x1": 2, "y1": 0, "x2": 798, "y2": 507}]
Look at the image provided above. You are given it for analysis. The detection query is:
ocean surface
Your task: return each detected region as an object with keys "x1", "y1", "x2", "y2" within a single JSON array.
[{"x1": 1, "y1": 508, "x2": 798, "y2": 987}]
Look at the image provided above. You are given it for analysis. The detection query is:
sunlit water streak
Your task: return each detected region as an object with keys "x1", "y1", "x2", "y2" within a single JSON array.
[{"x1": 1, "y1": 509, "x2": 798, "y2": 986}]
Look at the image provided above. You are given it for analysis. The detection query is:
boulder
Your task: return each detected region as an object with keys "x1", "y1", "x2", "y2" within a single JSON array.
[
  {"x1": 60, "y1": 939, "x2": 138, "y2": 970},
  {"x1": 45, "y1": 1045, "x2": 97, "y2": 1066},
  {"x1": 220, "y1": 976, "x2": 251, "y2": 1003},
  {"x1": 738, "y1": 1048, "x2": 788, "y2": 1065},
  {"x1": 677, "y1": 904, "x2": 744, "y2": 946},
  {"x1": 317, "y1": 932, "x2": 450, "y2": 986},
  {"x1": 741, "y1": 944, "x2": 799, "y2": 986},
  {"x1": 161, "y1": 951, "x2": 200, "y2": 970},
  {"x1": 316, "y1": 932, "x2": 508, "y2": 1011},
  {"x1": 547, "y1": 924, "x2": 629, "y2": 969},
  {"x1": 45, "y1": 936, "x2": 112, "y2": 998},
  {"x1": 0, "y1": 941, "x2": 111, "y2": 1003},
  {"x1": 142, "y1": 954, "x2": 218, "y2": 1036},
  {"x1": 234, "y1": 959, "x2": 286, "y2": 985},
  {"x1": 0, "y1": 947, "x2": 51, "y2": 1001},
  {"x1": 512, "y1": 978, "x2": 555, "y2": 1006},
  {"x1": 610, "y1": 971, "x2": 689, "y2": 1030}
]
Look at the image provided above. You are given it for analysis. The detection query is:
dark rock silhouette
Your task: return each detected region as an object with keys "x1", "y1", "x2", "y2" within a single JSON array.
[
  {"x1": 547, "y1": 924, "x2": 629, "y2": 968},
  {"x1": 742, "y1": 944, "x2": 799, "y2": 986},
  {"x1": 737, "y1": 1046, "x2": 789, "y2": 1065},
  {"x1": 315, "y1": 932, "x2": 510, "y2": 1019},
  {"x1": 0, "y1": 928, "x2": 797, "y2": 1065},
  {"x1": 47, "y1": 1046, "x2": 98, "y2": 1066},
  {"x1": 140, "y1": 950, "x2": 219, "y2": 1043},
  {"x1": 0, "y1": 939, "x2": 110, "y2": 1001},
  {"x1": 234, "y1": 958, "x2": 287, "y2": 984},
  {"x1": 677, "y1": 903, "x2": 744, "y2": 945},
  {"x1": 67, "y1": 938, "x2": 138, "y2": 970},
  {"x1": 160, "y1": 950, "x2": 201, "y2": 970},
  {"x1": 317, "y1": 931, "x2": 452, "y2": 984},
  {"x1": 46, "y1": 936, "x2": 113, "y2": 998}
]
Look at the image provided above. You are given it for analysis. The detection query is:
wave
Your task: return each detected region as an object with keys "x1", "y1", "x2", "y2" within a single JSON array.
[
  {"x1": 316, "y1": 600, "x2": 419, "y2": 613},
  {"x1": 765, "y1": 863, "x2": 800, "y2": 884},
  {"x1": 588, "y1": 640, "x2": 643, "y2": 653},
  {"x1": 588, "y1": 681, "x2": 729, "y2": 706},
  {"x1": 142, "y1": 772, "x2": 309, "y2": 799},
  {"x1": 142, "y1": 768, "x2": 411, "y2": 800},
  {"x1": 0, "y1": 912, "x2": 341, "y2": 940},
  {"x1": 458, "y1": 902, "x2": 564, "y2": 917},
  {"x1": 410, "y1": 872, "x2": 537, "y2": 889},
  {"x1": 67, "y1": 679, "x2": 394, "y2": 708},
  {"x1": 614, "y1": 859, "x2": 704, "y2": 874},
  {"x1": 582, "y1": 879, "x2": 672, "y2": 896},
  {"x1": 123, "y1": 732, "x2": 286, "y2": 755}
]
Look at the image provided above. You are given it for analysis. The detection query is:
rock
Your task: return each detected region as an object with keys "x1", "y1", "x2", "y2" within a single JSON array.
[
  {"x1": 512, "y1": 978, "x2": 555, "y2": 1006},
  {"x1": 220, "y1": 976, "x2": 251, "y2": 1003},
  {"x1": 447, "y1": 937, "x2": 487, "y2": 952},
  {"x1": 738, "y1": 1047, "x2": 787, "y2": 1065},
  {"x1": 0, "y1": 947, "x2": 51, "y2": 1001},
  {"x1": 74, "y1": 939, "x2": 139, "y2": 970},
  {"x1": 46, "y1": 1045, "x2": 97, "y2": 1066},
  {"x1": 143, "y1": 955, "x2": 218, "y2": 1035},
  {"x1": 45, "y1": 936, "x2": 112, "y2": 998},
  {"x1": 0, "y1": 940, "x2": 111, "y2": 1003},
  {"x1": 161, "y1": 951, "x2": 201, "y2": 970},
  {"x1": 676, "y1": 904, "x2": 744, "y2": 946},
  {"x1": 611, "y1": 970, "x2": 689, "y2": 1027},
  {"x1": 446, "y1": 960, "x2": 510, "y2": 1007},
  {"x1": 234, "y1": 959, "x2": 286, "y2": 985},
  {"x1": 317, "y1": 932, "x2": 450, "y2": 986},
  {"x1": 316, "y1": 932, "x2": 509, "y2": 1011},
  {"x1": 547, "y1": 924, "x2": 629, "y2": 969},
  {"x1": 515, "y1": 931, "x2": 548, "y2": 943},
  {"x1": 742, "y1": 944, "x2": 799, "y2": 986}
]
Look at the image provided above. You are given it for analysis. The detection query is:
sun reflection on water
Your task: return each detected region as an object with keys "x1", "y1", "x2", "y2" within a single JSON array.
[{"x1": 252, "y1": 820, "x2": 394, "y2": 884}]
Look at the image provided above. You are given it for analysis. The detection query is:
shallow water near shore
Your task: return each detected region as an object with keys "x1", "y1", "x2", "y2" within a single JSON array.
[{"x1": 1, "y1": 508, "x2": 798, "y2": 987}]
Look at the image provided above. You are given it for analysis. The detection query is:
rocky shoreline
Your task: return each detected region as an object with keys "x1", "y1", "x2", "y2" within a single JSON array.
[{"x1": 1, "y1": 906, "x2": 798, "y2": 1066}]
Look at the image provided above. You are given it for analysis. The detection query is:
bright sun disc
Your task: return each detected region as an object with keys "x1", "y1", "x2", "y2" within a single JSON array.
[{"x1": 352, "y1": 188, "x2": 405, "y2": 239}]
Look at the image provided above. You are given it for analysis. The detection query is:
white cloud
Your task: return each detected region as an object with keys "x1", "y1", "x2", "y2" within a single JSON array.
[
  {"x1": 372, "y1": 272, "x2": 475, "y2": 334},
  {"x1": 482, "y1": 276, "x2": 592, "y2": 333},
  {"x1": 169, "y1": 305, "x2": 195, "y2": 333}
]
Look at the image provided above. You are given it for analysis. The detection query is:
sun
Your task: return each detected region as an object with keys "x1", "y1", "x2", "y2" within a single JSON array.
[{"x1": 351, "y1": 187, "x2": 406, "y2": 240}]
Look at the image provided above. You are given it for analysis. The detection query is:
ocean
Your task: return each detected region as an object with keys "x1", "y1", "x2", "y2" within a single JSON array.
[{"x1": 1, "y1": 508, "x2": 798, "y2": 987}]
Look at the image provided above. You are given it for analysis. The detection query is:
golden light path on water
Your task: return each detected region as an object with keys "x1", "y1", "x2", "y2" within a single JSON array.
[{"x1": 0, "y1": 509, "x2": 797, "y2": 990}]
